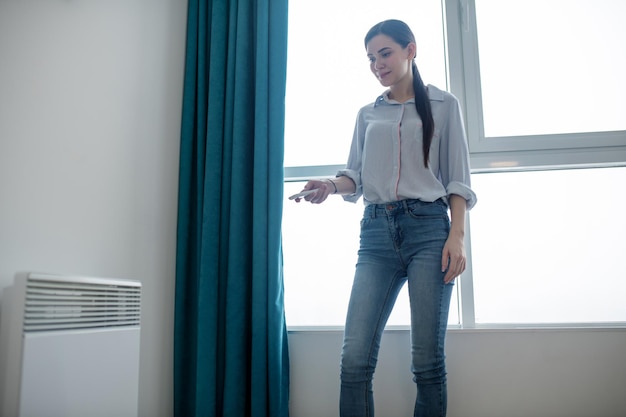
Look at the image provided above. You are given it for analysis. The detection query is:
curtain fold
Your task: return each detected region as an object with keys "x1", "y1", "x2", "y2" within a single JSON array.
[{"x1": 174, "y1": 0, "x2": 289, "y2": 416}]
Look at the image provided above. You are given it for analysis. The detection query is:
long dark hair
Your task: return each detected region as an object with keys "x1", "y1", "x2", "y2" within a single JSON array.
[{"x1": 365, "y1": 19, "x2": 434, "y2": 168}]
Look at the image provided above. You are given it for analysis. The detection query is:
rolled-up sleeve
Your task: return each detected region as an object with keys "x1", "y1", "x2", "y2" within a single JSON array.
[{"x1": 439, "y1": 95, "x2": 477, "y2": 210}]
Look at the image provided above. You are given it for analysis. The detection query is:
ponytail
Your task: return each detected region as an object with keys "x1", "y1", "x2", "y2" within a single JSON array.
[{"x1": 412, "y1": 61, "x2": 434, "y2": 168}]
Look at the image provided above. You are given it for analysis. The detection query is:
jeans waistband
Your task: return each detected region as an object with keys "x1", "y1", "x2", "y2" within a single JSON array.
[{"x1": 364, "y1": 198, "x2": 447, "y2": 218}]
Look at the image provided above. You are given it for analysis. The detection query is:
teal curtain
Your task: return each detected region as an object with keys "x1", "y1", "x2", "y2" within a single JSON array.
[{"x1": 174, "y1": 0, "x2": 289, "y2": 416}]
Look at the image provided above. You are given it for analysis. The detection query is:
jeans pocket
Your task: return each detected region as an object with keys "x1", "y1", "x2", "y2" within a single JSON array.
[{"x1": 407, "y1": 200, "x2": 447, "y2": 220}]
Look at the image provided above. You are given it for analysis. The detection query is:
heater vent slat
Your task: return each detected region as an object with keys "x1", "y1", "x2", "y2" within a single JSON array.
[{"x1": 23, "y1": 276, "x2": 141, "y2": 333}]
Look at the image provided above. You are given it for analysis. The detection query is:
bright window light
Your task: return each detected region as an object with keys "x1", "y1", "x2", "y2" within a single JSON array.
[
  {"x1": 475, "y1": 0, "x2": 626, "y2": 137},
  {"x1": 469, "y1": 166, "x2": 626, "y2": 324}
]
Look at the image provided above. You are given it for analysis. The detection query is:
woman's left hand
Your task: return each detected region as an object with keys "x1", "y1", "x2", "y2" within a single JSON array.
[{"x1": 442, "y1": 231, "x2": 466, "y2": 284}]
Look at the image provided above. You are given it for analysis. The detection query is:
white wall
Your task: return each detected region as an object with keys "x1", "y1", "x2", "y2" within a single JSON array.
[
  {"x1": 289, "y1": 328, "x2": 626, "y2": 417},
  {"x1": 0, "y1": 1, "x2": 187, "y2": 416}
]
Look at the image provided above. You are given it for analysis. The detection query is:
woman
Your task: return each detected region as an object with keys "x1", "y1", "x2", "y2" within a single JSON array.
[{"x1": 293, "y1": 19, "x2": 476, "y2": 417}]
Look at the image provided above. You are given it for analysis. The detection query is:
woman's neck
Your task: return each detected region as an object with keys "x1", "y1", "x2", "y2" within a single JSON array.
[
  {"x1": 388, "y1": 78, "x2": 414, "y2": 103},
  {"x1": 388, "y1": 89, "x2": 414, "y2": 103}
]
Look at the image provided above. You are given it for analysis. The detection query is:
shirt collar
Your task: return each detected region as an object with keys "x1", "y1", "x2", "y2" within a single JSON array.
[{"x1": 374, "y1": 84, "x2": 444, "y2": 106}]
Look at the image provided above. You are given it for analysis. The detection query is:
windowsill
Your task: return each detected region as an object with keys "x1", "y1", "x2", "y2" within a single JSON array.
[{"x1": 287, "y1": 322, "x2": 626, "y2": 334}]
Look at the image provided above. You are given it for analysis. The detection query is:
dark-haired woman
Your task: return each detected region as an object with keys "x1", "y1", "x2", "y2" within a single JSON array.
[{"x1": 293, "y1": 19, "x2": 476, "y2": 417}]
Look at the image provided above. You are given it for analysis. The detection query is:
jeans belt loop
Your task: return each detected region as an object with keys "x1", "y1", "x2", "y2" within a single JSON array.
[
  {"x1": 369, "y1": 204, "x2": 376, "y2": 219},
  {"x1": 402, "y1": 199, "x2": 410, "y2": 213}
]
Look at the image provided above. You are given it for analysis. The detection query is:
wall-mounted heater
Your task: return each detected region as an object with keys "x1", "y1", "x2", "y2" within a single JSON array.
[{"x1": 0, "y1": 273, "x2": 142, "y2": 417}]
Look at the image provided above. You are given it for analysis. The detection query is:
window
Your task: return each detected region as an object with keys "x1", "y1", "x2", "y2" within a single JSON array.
[
  {"x1": 473, "y1": 0, "x2": 626, "y2": 138},
  {"x1": 469, "y1": 166, "x2": 626, "y2": 324},
  {"x1": 452, "y1": 0, "x2": 626, "y2": 165},
  {"x1": 283, "y1": 0, "x2": 626, "y2": 329}
]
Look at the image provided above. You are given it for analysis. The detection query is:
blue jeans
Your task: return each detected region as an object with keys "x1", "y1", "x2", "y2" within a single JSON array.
[{"x1": 340, "y1": 199, "x2": 454, "y2": 417}]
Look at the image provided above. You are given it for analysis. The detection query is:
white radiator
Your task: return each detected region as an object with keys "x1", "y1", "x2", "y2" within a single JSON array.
[{"x1": 0, "y1": 273, "x2": 142, "y2": 417}]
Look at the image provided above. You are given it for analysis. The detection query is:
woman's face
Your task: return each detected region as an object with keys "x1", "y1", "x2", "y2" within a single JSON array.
[{"x1": 366, "y1": 34, "x2": 415, "y2": 88}]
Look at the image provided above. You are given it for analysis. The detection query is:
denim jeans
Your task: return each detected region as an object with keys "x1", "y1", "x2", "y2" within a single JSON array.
[{"x1": 340, "y1": 199, "x2": 454, "y2": 417}]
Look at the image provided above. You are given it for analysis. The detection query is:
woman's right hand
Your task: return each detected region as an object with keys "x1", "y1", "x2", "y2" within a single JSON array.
[{"x1": 293, "y1": 179, "x2": 335, "y2": 204}]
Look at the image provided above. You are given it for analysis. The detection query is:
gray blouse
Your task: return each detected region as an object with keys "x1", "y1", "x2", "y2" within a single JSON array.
[{"x1": 337, "y1": 84, "x2": 477, "y2": 209}]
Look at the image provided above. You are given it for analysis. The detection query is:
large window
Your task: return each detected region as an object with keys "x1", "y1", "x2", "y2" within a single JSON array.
[{"x1": 283, "y1": 0, "x2": 626, "y2": 329}]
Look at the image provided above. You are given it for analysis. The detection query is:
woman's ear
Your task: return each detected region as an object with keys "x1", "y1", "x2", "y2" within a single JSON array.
[{"x1": 407, "y1": 42, "x2": 417, "y2": 60}]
